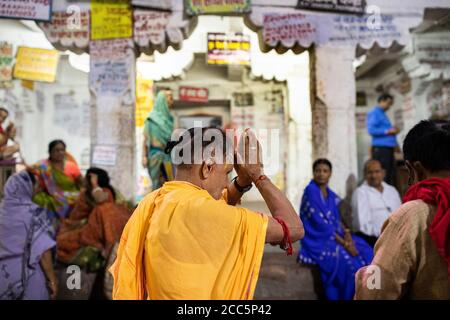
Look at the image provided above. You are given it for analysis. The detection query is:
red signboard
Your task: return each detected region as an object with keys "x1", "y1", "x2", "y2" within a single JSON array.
[{"x1": 179, "y1": 86, "x2": 209, "y2": 103}]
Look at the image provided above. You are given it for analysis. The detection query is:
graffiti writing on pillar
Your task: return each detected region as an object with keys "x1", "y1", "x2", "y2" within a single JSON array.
[{"x1": 89, "y1": 39, "x2": 134, "y2": 98}]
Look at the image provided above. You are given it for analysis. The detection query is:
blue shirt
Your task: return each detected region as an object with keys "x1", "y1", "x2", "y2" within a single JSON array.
[{"x1": 366, "y1": 106, "x2": 397, "y2": 148}]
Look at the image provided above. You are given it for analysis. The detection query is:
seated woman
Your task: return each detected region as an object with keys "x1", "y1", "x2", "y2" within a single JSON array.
[
  {"x1": 298, "y1": 159, "x2": 373, "y2": 300},
  {"x1": 0, "y1": 171, "x2": 57, "y2": 300},
  {"x1": 56, "y1": 168, "x2": 131, "y2": 274},
  {"x1": 0, "y1": 107, "x2": 20, "y2": 161},
  {"x1": 32, "y1": 140, "x2": 83, "y2": 221}
]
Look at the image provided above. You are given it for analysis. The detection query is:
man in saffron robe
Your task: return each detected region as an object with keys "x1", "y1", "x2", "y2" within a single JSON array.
[{"x1": 110, "y1": 127, "x2": 304, "y2": 299}]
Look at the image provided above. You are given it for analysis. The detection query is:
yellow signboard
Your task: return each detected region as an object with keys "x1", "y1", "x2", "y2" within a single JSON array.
[
  {"x1": 207, "y1": 33, "x2": 251, "y2": 65},
  {"x1": 13, "y1": 47, "x2": 59, "y2": 83},
  {"x1": 135, "y1": 75, "x2": 153, "y2": 128},
  {"x1": 91, "y1": 0, "x2": 133, "y2": 40},
  {"x1": 185, "y1": 0, "x2": 251, "y2": 16}
]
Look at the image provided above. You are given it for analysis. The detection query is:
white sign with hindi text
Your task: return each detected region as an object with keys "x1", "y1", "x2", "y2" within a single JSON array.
[
  {"x1": 0, "y1": 0, "x2": 52, "y2": 21},
  {"x1": 92, "y1": 145, "x2": 117, "y2": 166}
]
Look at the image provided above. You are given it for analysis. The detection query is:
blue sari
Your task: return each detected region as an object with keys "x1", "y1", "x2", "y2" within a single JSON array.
[{"x1": 298, "y1": 180, "x2": 373, "y2": 300}]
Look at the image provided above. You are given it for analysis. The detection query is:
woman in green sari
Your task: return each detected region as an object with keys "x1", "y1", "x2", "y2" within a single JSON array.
[
  {"x1": 32, "y1": 140, "x2": 83, "y2": 221},
  {"x1": 141, "y1": 90, "x2": 175, "y2": 190}
]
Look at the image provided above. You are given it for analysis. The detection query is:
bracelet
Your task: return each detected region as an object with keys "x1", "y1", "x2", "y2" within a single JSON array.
[
  {"x1": 232, "y1": 176, "x2": 252, "y2": 193},
  {"x1": 46, "y1": 279, "x2": 56, "y2": 287},
  {"x1": 254, "y1": 175, "x2": 268, "y2": 188},
  {"x1": 274, "y1": 217, "x2": 293, "y2": 256}
]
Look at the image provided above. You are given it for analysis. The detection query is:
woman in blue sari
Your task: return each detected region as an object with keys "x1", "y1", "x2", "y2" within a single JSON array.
[
  {"x1": 298, "y1": 159, "x2": 373, "y2": 300},
  {"x1": 141, "y1": 90, "x2": 175, "y2": 190}
]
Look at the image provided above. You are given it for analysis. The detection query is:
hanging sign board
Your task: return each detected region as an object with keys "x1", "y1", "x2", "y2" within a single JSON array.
[
  {"x1": 207, "y1": 32, "x2": 250, "y2": 66},
  {"x1": 13, "y1": 47, "x2": 59, "y2": 83},
  {"x1": 0, "y1": 42, "x2": 13, "y2": 82},
  {"x1": 414, "y1": 33, "x2": 450, "y2": 66},
  {"x1": 261, "y1": 12, "x2": 421, "y2": 49},
  {"x1": 179, "y1": 86, "x2": 209, "y2": 103},
  {"x1": 91, "y1": 0, "x2": 133, "y2": 40},
  {"x1": 134, "y1": 10, "x2": 171, "y2": 47},
  {"x1": 0, "y1": 0, "x2": 52, "y2": 22},
  {"x1": 136, "y1": 76, "x2": 153, "y2": 127},
  {"x1": 233, "y1": 92, "x2": 254, "y2": 107},
  {"x1": 185, "y1": 0, "x2": 251, "y2": 16},
  {"x1": 263, "y1": 13, "x2": 318, "y2": 48},
  {"x1": 39, "y1": 10, "x2": 90, "y2": 49},
  {"x1": 296, "y1": 0, "x2": 366, "y2": 14}
]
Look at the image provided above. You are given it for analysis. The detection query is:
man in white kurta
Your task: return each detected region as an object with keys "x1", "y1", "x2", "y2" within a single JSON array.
[{"x1": 351, "y1": 160, "x2": 401, "y2": 247}]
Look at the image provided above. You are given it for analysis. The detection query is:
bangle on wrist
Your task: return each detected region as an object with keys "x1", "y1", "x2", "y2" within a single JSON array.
[
  {"x1": 254, "y1": 175, "x2": 268, "y2": 187},
  {"x1": 236, "y1": 176, "x2": 251, "y2": 187},
  {"x1": 273, "y1": 217, "x2": 293, "y2": 256},
  {"x1": 232, "y1": 176, "x2": 252, "y2": 193}
]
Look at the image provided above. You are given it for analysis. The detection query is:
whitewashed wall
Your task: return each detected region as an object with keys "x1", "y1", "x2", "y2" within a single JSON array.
[
  {"x1": 0, "y1": 19, "x2": 90, "y2": 170},
  {"x1": 0, "y1": 58, "x2": 90, "y2": 170}
]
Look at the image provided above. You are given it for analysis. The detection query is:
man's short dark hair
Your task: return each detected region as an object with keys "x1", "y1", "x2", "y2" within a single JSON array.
[
  {"x1": 165, "y1": 127, "x2": 232, "y2": 167},
  {"x1": 377, "y1": 93, "x2": 394, "y2": 103},
  {"x1": 403, "y1": 120, "x2": 450, "y2": 172}
]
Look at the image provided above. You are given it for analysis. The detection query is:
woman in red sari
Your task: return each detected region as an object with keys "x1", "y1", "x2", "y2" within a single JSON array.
[{"x1": 57, "y1": 168, "x2": 131, "y2": 273}]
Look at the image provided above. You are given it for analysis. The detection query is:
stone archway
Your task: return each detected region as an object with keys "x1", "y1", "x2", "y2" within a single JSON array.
[{"x1": 37, "y1": 0, "x2": 443, "y2": 199}]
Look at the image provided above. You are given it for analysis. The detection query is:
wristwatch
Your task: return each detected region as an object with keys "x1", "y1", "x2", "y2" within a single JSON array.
[{"x1": 232, "y1": 176, "x2": 253, "y2": 193}]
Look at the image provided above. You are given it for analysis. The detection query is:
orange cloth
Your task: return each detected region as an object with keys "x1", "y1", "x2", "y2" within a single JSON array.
[
  {"x1": 57, "y1": 189, "x2": 131, "y2": 263},
  {"x1": 63, "y1": 160, "x2": 81, "y2": 182},
  {"x1": 109, "y1": 181, "x2": 268, "y2": 300}
]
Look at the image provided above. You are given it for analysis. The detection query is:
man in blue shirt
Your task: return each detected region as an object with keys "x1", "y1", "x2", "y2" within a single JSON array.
[{"x1": 366, "y1": 94, "x2": 399, "y2": 185}]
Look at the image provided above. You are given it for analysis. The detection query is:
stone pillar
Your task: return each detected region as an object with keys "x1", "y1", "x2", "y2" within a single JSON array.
[
  {"x1": 286, "y1": 52, "x2": 313, "y2": 206},
  {"x1": 312, "y1": 44, "x2": 358, "y2": 197},
  {"x1": 89, "y1": 38, "x2": 136, "y2": 201}
]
